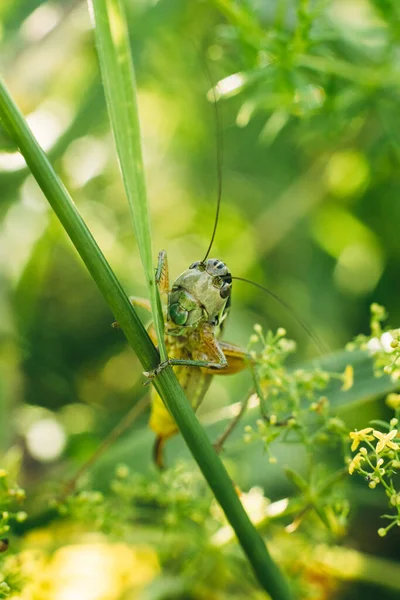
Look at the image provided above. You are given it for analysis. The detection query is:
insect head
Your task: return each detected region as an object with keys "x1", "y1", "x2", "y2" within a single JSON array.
[{"x1": 168, "y1": 259, "x2": 232, "y2": 330}]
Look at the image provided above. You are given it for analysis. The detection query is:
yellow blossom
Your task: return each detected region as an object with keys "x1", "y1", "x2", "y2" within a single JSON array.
[
  {"x1": 349, "y1": 427, "x2": 374, "y2": 451},
  {"x1": 373, "y1": 429, "x2": 399, "y2": 453},
  {"x1": 341, "y1": 365, "x2": 354, "y2": 391},
  {"x1": 348, "y1": 452, "x2": 364, "y2": 475},
  {"x1": 386, "y1": 393, "x2": 400, "y2": 410}
]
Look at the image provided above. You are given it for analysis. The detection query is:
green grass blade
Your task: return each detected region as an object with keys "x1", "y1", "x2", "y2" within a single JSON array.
[
  {"x1": 0, "y1": 75, "x2": 294, "y2": 600},
  {"x1": 89, "y1": 0, "x2": 166, "y2": 360}
]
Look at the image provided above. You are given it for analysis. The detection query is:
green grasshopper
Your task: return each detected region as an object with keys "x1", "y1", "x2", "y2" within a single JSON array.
[{"x1": 131, "y1": 251, "x2": 251, "y2": 468}]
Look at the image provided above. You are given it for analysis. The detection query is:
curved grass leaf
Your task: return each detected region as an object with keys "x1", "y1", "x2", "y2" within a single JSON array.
[{"x1": 89, "y1": 0, "x2": 166, "y2": 359}]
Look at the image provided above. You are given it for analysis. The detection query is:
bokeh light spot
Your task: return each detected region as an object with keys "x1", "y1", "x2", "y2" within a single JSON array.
[
  {"x1": 325, "y1": 150, "x2": 369, "y2": 198},
  {"x1": 21, "y1": 2, "x2": 63, "y2": 42},
  {"x1": 26, "y1": 418, "x2": 66, "y2": 462},
  {"x1": 62, "y1": 135, "x2": 108, "y2": 187},
  {"x1": 334, "y1": 242, "x2": 384, "y2": 296}
]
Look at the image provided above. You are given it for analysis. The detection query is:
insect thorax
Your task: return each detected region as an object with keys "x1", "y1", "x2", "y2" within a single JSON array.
[{"x1": 167, "y1": 259, "x2": 232, "y2": 330}]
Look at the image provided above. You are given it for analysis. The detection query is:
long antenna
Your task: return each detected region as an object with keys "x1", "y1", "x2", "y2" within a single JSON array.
[
  {"x1": 201, "y1": 54, "x2": 223, "y2": 262},
  {"x1": 232, "y1": 276, "x2": 328, "y2": 355}
]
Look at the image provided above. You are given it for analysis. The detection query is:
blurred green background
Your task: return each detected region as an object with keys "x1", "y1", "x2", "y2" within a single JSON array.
[{"x1": 1, "y1": 0, "x2": 400, "y2": 599}]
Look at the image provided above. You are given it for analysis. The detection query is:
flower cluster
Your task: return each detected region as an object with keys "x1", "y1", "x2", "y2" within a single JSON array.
[
  {"x1": 241, "y1": 326, "x2": 353, "y2": 535},
  {"x1": 0, "y1": 469, "x2": 27, "y2": 598},
  {"x1": 244, "y1": 325, "x2": 351, "y2": 463},
  {"x1": 64, "y1": 463, "x2": 213, "y2": 536},
  {"x1": 347, "y1": 303, "x2": 400, "y2": 381},
  {"x1": 348, "y1": 410, "x2": 400, "y2": 536}
]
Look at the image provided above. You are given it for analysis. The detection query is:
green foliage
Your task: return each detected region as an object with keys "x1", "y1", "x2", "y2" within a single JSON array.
[
  {"x1": 90, "y1": 0, "x2": 167, "y2": 361},
  {"x1": 1, "y1": 0, "x2": 400, "y2": 599},
  {"x1": 347, "y1": 305, "x2": 400, "y2": 536},
  {"x1": 0, "y1": 465, "x2": 27, "y2": 598}
]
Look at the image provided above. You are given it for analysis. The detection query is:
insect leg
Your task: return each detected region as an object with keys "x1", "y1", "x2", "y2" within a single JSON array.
[
  {"x1": 213, "y1": 393, "x2": 250, "y2": 454},
  {"x1": 144, "y1": 322, "x2": 230, "y2": 379},
  {"x1": 209, "y1": 343, "x2": 251, "y2": 451},
  {"x1": 153, "y1": 436, "x2": 166, "y2": 470},
  {"x1": 155, "y1": 250, "x2": 169, "y2": 297},
  {"x1": 61, "y1": 393, "x2": 149, "y2": 497},
  {"x1": 202, "y1": 340, "x2": 251, "y2": 375},
  {"x1": 144, "y1": 356, "x2": 228, "y2": 380}
]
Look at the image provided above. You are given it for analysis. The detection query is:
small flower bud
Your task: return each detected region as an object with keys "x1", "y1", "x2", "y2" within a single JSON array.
[
  {"x1": 390, "y1": 494, "x2": 400, "y2": 506},
  {"x1": 16, "y1": 511, "x2": 27, "y2": 523},
  {"x1": 386, "y1": 393, "x2": 400, "y2": 410},
  {"x1": 116, "y1": 464, "x2": 129, "y2": 479},
  {"x1": 371, "y1": 303, "x2": 385, "y2": 317},
  {"x1": 377, "y1": 527, "x2": 387, "y2": 537},
  {"x1": 15, "y1": 488, "x2": 26, "y2": 502}
]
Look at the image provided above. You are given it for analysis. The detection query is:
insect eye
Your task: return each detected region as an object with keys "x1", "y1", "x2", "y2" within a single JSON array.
[
  {"x1": 168, "y1": 302, "x2": 188, "y2": 326},
  {"x1": 213, "y1": 277, "x2": 222, "y2": 287},
  {"x1": 220, "y1": 283, "x2": 231, "y2": 299}
]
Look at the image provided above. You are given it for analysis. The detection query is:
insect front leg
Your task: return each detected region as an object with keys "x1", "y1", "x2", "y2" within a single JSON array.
[
  {"x1": 144, "y1": 323, "x2": 228, "y2": 379},
  {"x1": 144, "y1": 351, "x2": 228, "y2": 380},
  {"x1": 155, "y1": 249, "x2": 170, "y2": 298},
  {"x1": 125, "y1": 250, "x2": 170, "y2": 317}
]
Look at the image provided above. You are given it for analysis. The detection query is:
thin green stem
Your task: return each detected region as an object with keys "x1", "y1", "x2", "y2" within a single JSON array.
[{"x1": 0, "y1": 76, "x2": 294, "y2": 599}]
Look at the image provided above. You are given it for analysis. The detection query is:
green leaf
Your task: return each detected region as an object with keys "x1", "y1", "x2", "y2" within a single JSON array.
[{"x1": 89, "y1": 0, "x2": 167, "y2": 360}]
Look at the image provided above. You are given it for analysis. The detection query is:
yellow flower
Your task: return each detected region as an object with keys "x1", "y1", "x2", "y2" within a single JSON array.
[
  {"x1": 341, "y1": 365, "x2": 354, "y2": 391},
  {"x1": 386, "y1": 393, "x2": 400, "y2": 410},
  {"x1": 349, "y1": 427, "x2": 374, "y2": 451},
  {"x1": 348, "y1": 452, "x2": 364, "y2": 475},
  {"x1": 373, "y1": 429, "x2": 399, "y2": 453}
]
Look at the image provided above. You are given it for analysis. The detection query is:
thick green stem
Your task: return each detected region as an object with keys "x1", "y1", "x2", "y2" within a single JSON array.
[{"x1": 0, "y1": 76, "x2": 294, "y2": 600}]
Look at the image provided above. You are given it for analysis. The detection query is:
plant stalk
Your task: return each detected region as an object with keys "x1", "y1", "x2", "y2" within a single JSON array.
[{"x1": 0, "y1": 74, "x2": 294, "y2": 600}]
